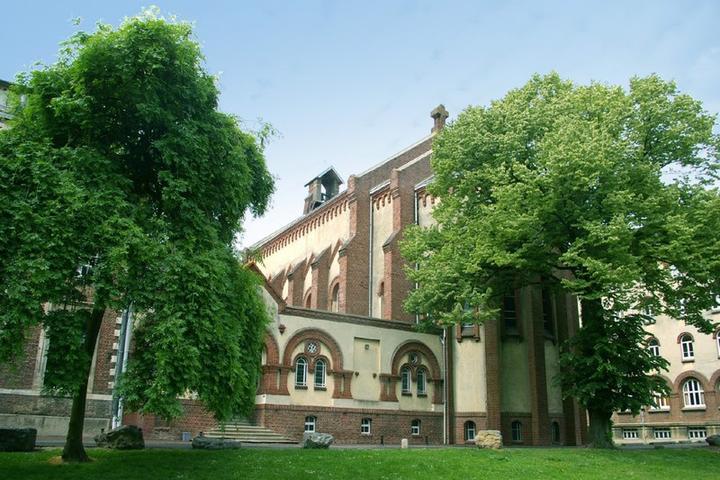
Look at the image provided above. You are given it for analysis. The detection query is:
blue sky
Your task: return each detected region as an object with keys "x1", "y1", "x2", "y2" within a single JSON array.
[{"x1": 2, "y1": 1, "x2": 719, "y2": 247}]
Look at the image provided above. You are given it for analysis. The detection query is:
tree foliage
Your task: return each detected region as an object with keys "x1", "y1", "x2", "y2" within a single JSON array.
[
  {"x1": 402, "y1": 73, "x2": 719, "y2": 446},
  {"x1": 0, "y1": 10, "x2": 274, "y2": 459}
]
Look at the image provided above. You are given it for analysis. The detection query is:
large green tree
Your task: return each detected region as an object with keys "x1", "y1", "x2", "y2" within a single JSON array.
[
  {"x1": 402, "y1": 73, "x2": 720, "y2": 447},
  {"x1": 0, "y1": 11, "x2": 274, "y2": 462}
]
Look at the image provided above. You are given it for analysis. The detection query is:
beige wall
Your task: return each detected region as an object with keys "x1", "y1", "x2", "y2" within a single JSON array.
[
  {"x1": 259, "y1": 208, "x2": 350, "y2": 278},
  {"x1": 544, "y1": 342, "x2": 563, "y2": 414},
  {"x1": 500, "y1": 341, "x2": 531, "y2": 412},
  {"x1": 370, "y1": 195, "x2": 393, "y2": 317},
  {"x1": 453, "y1": 337, "x2": 487, "y2": 413}
]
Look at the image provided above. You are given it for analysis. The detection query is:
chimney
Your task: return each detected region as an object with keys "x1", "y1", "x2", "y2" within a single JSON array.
[{"x1": 431, "y1": 104, "x2": 449, "y2": 133}]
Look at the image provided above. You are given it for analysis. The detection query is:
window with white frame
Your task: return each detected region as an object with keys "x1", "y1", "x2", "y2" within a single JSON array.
[
  {"x1": 511, "y1": 421, "x2": 523, "y2": 442},
  {"x1": 464, "y1": 421, "x2": 476, "y2": 442},
  {"x1": 653, "y1": 428, "x2": 671, "y2": 439},
  {"x1": 682, "y1": 378, "x2": 705, "y2": 407},
  {"x1": 650, "y1": 392, "x2": 670, "y2": 411},
  {"x1": 688, "y1": 427, "x2": 707, "y2": 440},
  {"x1": 417, "y1": 368, "x2": 427, "y2": 395},
  {"x1": 361, "y1": 417, "x2": 371, "y2": 435},
  {"x1": 295, "y1": 357, "x2": 308, "y2": 387},
  {"x1": 622, "y1": 429, "x2": 639, "y2": 439},
  {"x1": 304, "y1": 415, "x2": 316, "y2": 433},
  {"x1": 680, "y1": 334, "x2": 694, "y2": 361},
  {"x1": 648, "y1": 338, "x2": 660, "y2": 357},
  {"x1": 502, "y1": 293, "x2": 518, "y2": 332},
  {"x1": 401, "y1": 367, "x2": 411, "y2": 394},
  {"x1": 314, "y1": 359, "x2": 326, "y2": 388},
  {"x1": 411, "y1": 419, "x2": 421, "y2": 436}
]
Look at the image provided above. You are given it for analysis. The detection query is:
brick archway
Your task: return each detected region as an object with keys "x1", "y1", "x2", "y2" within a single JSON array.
[
  {"x1": 390, "y1": 340, "x2": 441, "y2": 380},
  {"x1": 673, "y1": 370, "x2": 711, "y2": 392},
  {"x1": 263, "y1": 331, "x2": 280, "y2": 365},
  {"x1": 282, "y1": 328, "x2": 344, "y2": 371}
]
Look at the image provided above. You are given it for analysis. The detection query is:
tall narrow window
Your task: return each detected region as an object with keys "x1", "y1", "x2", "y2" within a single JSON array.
[
  {"x1": 411, "y1": 419, "x2": 421, "y2": 435},
  {"x1": 648, "y1": 338, "x2": 660, "y2": 357},
  {"x1": 304, "y1": 415, "x2": 316, "y2": 433},
  {"x1": 377, "y1": 282, "x2": 385, "y2": 318},
  {"x1": 502, "y1": 294, "x2": 518, "y2": 332},
  {"x1": 680, "y1": 334, "x2": 694, "y2": 361},
  {"x1": 682, "y1": 378, "x2": 705, "y2": 407},
  {"x1": 305, "y1": 293, "x2": 312, "y2": 309},
  {"x1": 551, "y1": 421, "x2": 560, "y2": 444},
  {"x1": 295, "y1": 357, "x2": 308, "y2": 387},
  {"x1": 314, "y1": 359, "x2": 326, "y2": 388},
  {"x1": 330, "y1": 283, "x2": 340, "y2": 313},
  {"x1": 401, "y1": 367, "x2": 411, "y2": 394},
  {"x1": 464, "y1": 421, "x2": 476, "y2": 442},
  {"x1": 417, "y1": 369, "x2": 427, "y2": 396},
  {"x1": 542, "y1": 288, "x2": 554, "y2": 336},
  {"x1": 511, "y1": 421, "x2": 523, "y2": 442}
]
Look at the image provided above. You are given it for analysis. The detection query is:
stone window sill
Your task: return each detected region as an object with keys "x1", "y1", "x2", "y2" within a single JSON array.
[
  {"x1": 417, "y1": 393, "x2": 427, "y2": 398},
  {"x1": 401, "y1": 392, "x2": 413, "y2": 397},
  {"x1": 295, "y1": 385, "x2": 308, "y2": 390},
  {"x1": 647, "y1": 408, "x2": 670, "y2": 414},
  {"x1": 314, "y1": 386, "x2": 326, "y2": 391},
  {"x1": 682, "y1": 406, "x2": 706, "y2": 411},
  {"x1": 681, "y1": 358, "x2": 695, "y2": 363}
]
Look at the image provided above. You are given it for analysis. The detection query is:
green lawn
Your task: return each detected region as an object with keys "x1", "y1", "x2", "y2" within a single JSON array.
[{"x1": 2, "y1": 447, "x2": 718, "y2": 479}]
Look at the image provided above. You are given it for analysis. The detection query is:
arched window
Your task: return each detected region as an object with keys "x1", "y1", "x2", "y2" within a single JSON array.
[
  {"x1": 411, "y1": 419, "x2": 421, "y2": 436},
  {"x1": 401, "y1": 367, "x2": 411, "y2": 394},
  {"x1": 295, "y1": 357, "x2": 308, "y2": 387},
  {"x1": 511, "y1": 421, "x2": 523, "y2": 442},
  {"x1": 417, "y1": 368, "x2": 427, "y2": 396},
  {"x1": 314, "y1": 359, "x2": 326, "y2": 388},
  {"x1": 464, "y1": 421, "x2": 476, "y2": 442},
  {"x1": 304, "y1": 415, "x2": 316, "y2": 433},
  {"x1": 680, "y1": 334, "x2": 694, "y2": 360},
  {"x1": 551, "y1": 421, "x2": 560, "y2": 444},
  {"x1": 682, "y1": 378, "x2": 705, "y2": 407},
  {"x1": 361, "y1": 418, "x2": 371, "y2": 435},
  {"x1": 330, "y1": 283, "x2": 340, "y2": 313},
  {"x1": 305, "y1": 293, "x2": 312, "y2": 309},
  {"x1": 648, "y1": 338, "x2": 660, "y2": 357}
]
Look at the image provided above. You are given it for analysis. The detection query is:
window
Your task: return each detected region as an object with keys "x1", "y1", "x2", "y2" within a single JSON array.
[
  {"x1": 411, "y1": 419, "x2": 421, "y2": 436},
  {"x1": 511, "y1": 421, "x2": 523, "y2": 442},
  {"x1": 401, "y1": 367, "x2": 411, "y2": 394},
  {"x1": 622, "y1": 429, "x2": 639, "y2": 440},
  {"x1": 541, "y1": 288, "x2": 554, "y2": 336},
  {"x1": 502, "y1": 294, "x2": 518, "y2": 332},
  {"x1": 688, "y1": 427, "x2": 707, "y2": 440},
  {"x1": 682, "y1": 378, "x2": 705, "y2": 407},
  {"x1": 377, "y1": 282, "x2": 385, "y2": 318},
  {"x1": 330, "y1": 283, "x2": 339, "y2": 313},
  {"x1": 650, "y1": 392, "x2": 670, "y2": 411},
  {"x1": 417, "y1": 369, "x2": 427, "y2": 396},
  {"x1": 680, "y1": 334, "x2": 694, "y2": 361},
  {"x1": 295, "y1": 357, "x2": 308, "y2": 387},
  {"x1": 464, "y1": 421, "x2": 476, "y2": 442},
  {"x1": 648, "y1": 338, "x2": 660, "y2": 357},
  {"x1": 361, "y1": 418, "x2": 371, "y2": 435},
  {"x1": 551, "y1": 421, "x2": 560, "y2": 444},
  {"x1": 653, "y1": 428, "x2": 671, "y2": 439},
  {"x1": 304, "y1": 415, "x2": 316, "y2": 433},
  {"x1": 314, "y1": 359, "x2": 326, "y2": 388},
  {"x1": 460, "y1": 322, "x2": 476, "y2": 337}
]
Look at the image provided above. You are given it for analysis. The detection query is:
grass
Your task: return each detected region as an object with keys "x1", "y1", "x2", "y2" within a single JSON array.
[{"x1": 2, "y1": 447, "x2": 719, "y2": 479}]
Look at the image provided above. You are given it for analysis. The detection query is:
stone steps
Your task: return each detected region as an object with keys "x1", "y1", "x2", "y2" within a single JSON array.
[{"x1": 204, "y1": 420, "x2": 294, "y2": 444}]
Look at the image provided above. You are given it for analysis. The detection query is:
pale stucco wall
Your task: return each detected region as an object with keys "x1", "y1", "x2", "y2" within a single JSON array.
[
  {"x1": 500, "y1": 340, "x2": 531, "y2": 412},
  {"x1": 258, "y1": 208, "x2": 350, "y2": 278},
  {"x1": 370, "y1": 196, "x2": 393, "y2": 318},
  {"x1": 453, "y1": 336, "x2": 487, "y2": 413},
  {"x1": 544, "y1": 341, "x2": 564, "y2": 414}
]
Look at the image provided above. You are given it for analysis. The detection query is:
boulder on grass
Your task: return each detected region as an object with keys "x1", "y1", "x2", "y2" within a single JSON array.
[
  {"x1": 0, "y1": 428, "x2": 37, "y2": 452},
  {"x1": 474, "y1": 430, "x2": 503, "y2": 449},
  {"x1": 302, "y1": 432, "x2": 334, "y2": 449},
  {"x1": 706, "y1": 434, "x2": 720, "y2": 447},
  {"x1": 191, "y1": 436, "x2": 242, "y2": 449},
  {"x1": 94, "y1": 425, "x2": 144, "y2": 450}
]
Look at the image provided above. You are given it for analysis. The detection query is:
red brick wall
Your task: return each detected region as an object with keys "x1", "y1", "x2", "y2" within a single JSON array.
[
  {"x1": 255, "y1": 404, "x2": 442, "y2": 445},
  {"x1": 0, "y1": 326, "x2": 41, "y2": 389},
  {"x1": 123, "y1": 399, "x2": 218, "y2": 440},
  {"x1": 91, "y1": 309, "x2": 119, "y2": 395}
]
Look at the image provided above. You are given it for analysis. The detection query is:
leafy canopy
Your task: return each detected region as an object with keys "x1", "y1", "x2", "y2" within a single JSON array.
[
  {"x1": 402, "y1": 73, "x2": 719, "y2": 415},
  {"x1": 0, "y1": 10, "x2": 274, "y2": 420}
]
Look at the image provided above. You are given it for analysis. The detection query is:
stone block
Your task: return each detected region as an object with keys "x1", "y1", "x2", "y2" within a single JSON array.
[
  {"x1": 0, "y1": 428, "x2": 37, "y2": 452},
  {"x1": 474, "y1": 430, "x2": 503, "y2": 449},
  {"x1": 302, "y1": 432, "x2": 334, "y2": 449}
]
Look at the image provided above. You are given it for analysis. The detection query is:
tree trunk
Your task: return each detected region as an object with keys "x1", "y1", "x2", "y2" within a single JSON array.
[
  {"x1": 580, "y1": 298, "x2": 615, "y2": 449},
  {"x1": 587, "y1": 408, "x2": 614, "y2": 449},
  {"x1": 61, "y1": 306, "x2": 105, "y2": 463}
]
